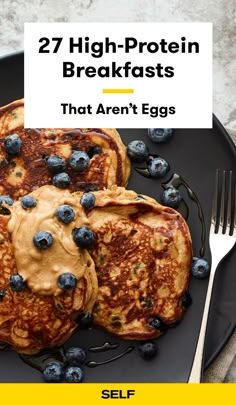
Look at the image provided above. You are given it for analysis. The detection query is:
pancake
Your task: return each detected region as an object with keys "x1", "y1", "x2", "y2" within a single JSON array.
[
  {"x1": 0, "y1": 186, "x2": 98, "y2": 354},
  {"x1": 84, "y1": 187, "x2": 192, "y2": 340},
  {"x1": 0, "y1": 183, "x2": 191, "y2": 352},
  {"x1": 0, "y1": 213, "x2": 97, "y2": 354},
  {"x1": 0, "y1": 99, "x2": 130, "y2": 199}
]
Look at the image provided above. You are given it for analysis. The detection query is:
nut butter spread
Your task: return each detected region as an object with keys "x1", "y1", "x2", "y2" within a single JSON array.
[{"x1": 8, "y1": 185, "x2": 91, "y2": 296}]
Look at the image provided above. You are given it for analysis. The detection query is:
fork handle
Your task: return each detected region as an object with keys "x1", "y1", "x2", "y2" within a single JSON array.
[{"x1": 188, "y1": 261, "x2": 217, "y2": 383}]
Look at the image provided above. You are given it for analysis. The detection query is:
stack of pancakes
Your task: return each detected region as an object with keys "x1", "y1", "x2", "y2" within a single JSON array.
[{"x1": 0, "y1": 99, "x2": 192, "y2": 354}]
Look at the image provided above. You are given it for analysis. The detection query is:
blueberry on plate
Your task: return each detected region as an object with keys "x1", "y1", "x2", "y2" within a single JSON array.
[
  {"x1": 160, "y1": 187, "x2": 181, "y2": 208},
  {"x1": 76, "y1": 311, "x2": 93, "y2": 328},
  {"x1": 43, "y1": 362, "x2": 64, "y2": 383},
  {"x1": 191, "y1": 257, "x2": 210, "y2": 279},
  {"x1": 72, "y1": 226, "x2": 95, "y2": 248},
  {"x1": 9, "y1": 274, "x2": 26, "y2": 292},
  {"x1": 127, "y1": 140, "x2": 149, "y2": 162},
  {"x1": 147, "y1": 128, "x2": 173, "y2": 143},
  {"x1": 53, "y1": 172, "x2": 71, "y2": 189},
  {"x1": 56, "y1": 205, "x2": 75, "y2": 224},
  {"x1": 147, "y1": 157, "x2": 169, "y2": 178},
  {"x1": 80, "y1": 192, "x2": 96, "y2": 210},
  {"x1": 21, "y1": 195, "x2": 37, "y2": 209},
  {"x1": 57, "y1": 272, "x2": 77, "y2": 291},
  {"x1": 69, "y1": 151, "x2": 90, "y2": 172},
  {"x1": 149, "y1": 316, "x2": 167, "y2": 332},
  {"x1": 64, "y1": 366, "x2": 83, "y2": 383},
  {"x1": 46, "y1": 155, "x2": 66, "y2": 174},
  {"x1": 33, "y1": 231, "x2": 53, "y2": 250},
  {"x1": 138, "y1": 341, "x2": 158, "y2": 360},
  {"x1": 4, "y1": 134, "x2": 22, "y2": 155},
  {"x1": 0, "y1": 195, "x2": 14, "y2": 206},
  {"x1": 65, "y1": 347, "x2": 87, "y2": 365}
]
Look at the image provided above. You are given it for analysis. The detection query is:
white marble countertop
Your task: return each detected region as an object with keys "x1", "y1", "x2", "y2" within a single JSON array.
[{"x1": 0, "y1": 0, "x2": 236, "y2": 383}]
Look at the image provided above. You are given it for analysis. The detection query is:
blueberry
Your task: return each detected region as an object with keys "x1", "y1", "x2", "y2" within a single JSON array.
[
  {"x1": 88, "y1": 145, "x2": 103, "y2": 158},
  {"x1": 64, "y1": 366, "x2": 83, "y2": 383},
  {"x1": 46, "y1": 155, "x2": 66, "y2": 174},
  {"x1": 56, "y1": 205, "x2": 75, "y2": 224},
  {"x1": 69, "y1": 151, "x2": 90, "y2": 172},
  {"x1": 4, "y1": 134, "x2": 22, "y2": 155},
  {"x1": 191, "y1": 257, "x2": 210, "y2": 279},
  {"x1": 33, "y1": 231, "x2": 53, "y2": 250},
  {"x1": 72, "y1": 226, "x2": 95, "y2": 248},
  {"x1": 0, "y1": 195, "x2": 14, "y2": 206},
  {"x1": 53, "y1": 172, "x2": 71, "y2": 189},
  {"x1": 43, "y1": 362, "x2": 64, "y2": 383},
  {"x1": 65, "y1": 347, "x2": 87, "y2": 365},
  {"x1": 80, "y1": 193, "x2": 96, "y2": 210},
  {"x1": 149, "y1": 317, "x2": 167, "y2": 332},
  {"x1": 138, "y1": 341, "x2": 158, "y2": 360},
  {"x1": 147, "y1": 157, "x2": 169, "y2": 178},
  {"x1": 9, "y1": 274, "x2": 26, "y2": 292},
  {"x1": 57, "y1": 272, "x2": 77, "y2": 291},
  {"x1": 76, "y1": 311, "x2": 93, "y2": 328},
  {"x1": 148, "y1": 128, "x2": 173, "y2": 143},
  {"x1": 160, "y1": 187, "x2": 181, "y2": 208},
  {"x1": 21, "y1": 195, "x2": 37, "y2": 209},
  {"x1": 127, "y1": 140, "x2": 149, "y2": 162}
]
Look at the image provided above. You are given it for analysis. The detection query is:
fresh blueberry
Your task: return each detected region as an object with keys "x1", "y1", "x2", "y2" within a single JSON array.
[
  {"x1": 80, "y1": 193, "x2": 96, "y2": 210},
  {"x1": 72, "y1": 226, "x2": 95, "y2": 248},
  {"x1": 76, "y1": 311, "x2": 93, "y2": 328},
  {"x1": 149, "y1": 317, "x2": 167, "y2": 332},
  {"x1": 4, "y1": 134, "x2": 22, "y2": 155},
  {"x1": 147, "y1": 157, "x2": 169, "y2": 178},
  {"x1": 9, "y1": 274, "x2": 26, "y2": 292},
  {"x1": 88, "y1": 145, "x2": 103, "y2": 158},
  {"x1": 33, "y1": 231, "x2": 53, "y2": 250},
  {"x1": 160, "y1": 187, "x2": 181, "y2": 208},
  {"x1": 191, "y1": 257, "x2": 210, "y2": 279},
  {"x1": 69, "y1": 151, "x2": 90, "y2": 172},
  {"x1": 127, "y1": 140, "x2": 149, "y2": 163},
  {"x1": 56, "y1": 205, "x2": 75, "y2": 224},
  {"x1": 138, "y1": 341, "x2": 158, "y2": 360},
  {"x1": 0, "y1": 195, "x2": 14, "y2": 206},
  {"x1": 57, "y1": 272, "x2": 77, "y2": 291},
  {"x1": 43, "y1": 362, "x2": 64, "y2": 383},
  {"x1": 148, "y1": 128, "x2": 173, "y2": 143},
  {"x1": 65, "y1": 347, "x2": 87, "y2": 365},
  {"x1": 64, "y1": 366, "x2": 83, "y2": 383},
  {"x1": 53, "y1": 172, "x2": 71, "y2": 189},
  {"x1": 21, "y1": 195, "x2": 37, "y2": 209},
  {"x1": 46, "y1": 155, "x2": 66, "y2": 174}
]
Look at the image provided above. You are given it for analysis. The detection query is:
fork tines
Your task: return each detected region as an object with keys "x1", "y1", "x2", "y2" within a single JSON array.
[{"x1": 211, "y1": 170, "x2": 235, "y2": 235}]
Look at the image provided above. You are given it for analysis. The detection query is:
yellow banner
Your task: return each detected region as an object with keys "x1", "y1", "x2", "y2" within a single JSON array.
[{"x1": 1, "y1": 383, "x2": 236, "y2": 405}]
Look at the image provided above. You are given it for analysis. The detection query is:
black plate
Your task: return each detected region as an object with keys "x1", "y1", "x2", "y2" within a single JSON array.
[{"x1": 0, "y1": 51, "x2": 235, "y2": 382}]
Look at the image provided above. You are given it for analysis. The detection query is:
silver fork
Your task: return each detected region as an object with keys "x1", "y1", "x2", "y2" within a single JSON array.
[{"x1": 188, "y1": 170, "x2": 236, "y2": 383}]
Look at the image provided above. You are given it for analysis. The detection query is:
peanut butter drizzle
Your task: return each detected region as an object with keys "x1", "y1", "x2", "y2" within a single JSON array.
[
  {"x1": 7, "y1": 185, "x2": 173, "y2": 297},
  {"x1": 8, "y1": 186, "x2": 90, "y2": 296}
]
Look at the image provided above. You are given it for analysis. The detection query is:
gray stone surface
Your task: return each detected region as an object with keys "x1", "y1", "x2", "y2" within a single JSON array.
[{"x1": 0, "y1": 0, "x2": 236, "y2": 383}]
